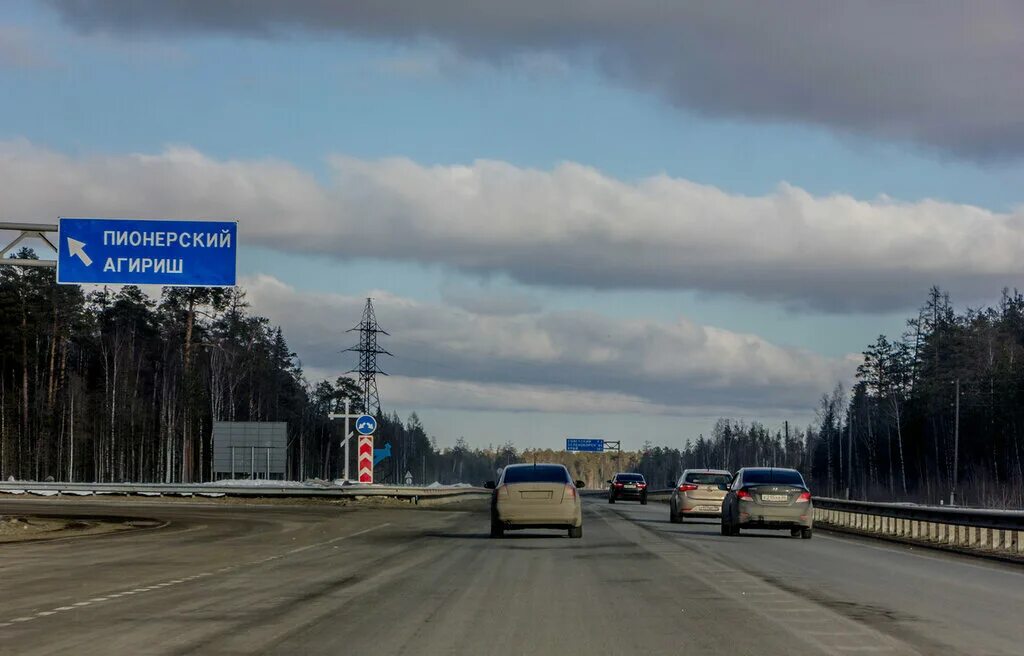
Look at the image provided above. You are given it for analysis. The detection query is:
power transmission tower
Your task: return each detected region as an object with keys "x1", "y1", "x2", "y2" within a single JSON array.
[{"x1": 344, "y1": 298, "x2": 392, "y2": 416}]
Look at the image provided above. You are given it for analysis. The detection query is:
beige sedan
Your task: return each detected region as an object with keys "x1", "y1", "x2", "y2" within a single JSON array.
[
  {"x1": 669, "y1": 469, "x2": 733, "y2": 523},
  {"x1": 485, "y1": 464, "x2": 584, "y2": 538}
]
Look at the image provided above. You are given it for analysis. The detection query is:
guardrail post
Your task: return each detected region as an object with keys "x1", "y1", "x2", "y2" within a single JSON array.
[
  {"x1": 992, "y1": 529, "x2": 1003, "y2": 551},
  {"x1": 980, "y1": 528, "x2": 990, "y2": 549},
  {"x1": 1016, "y1": 531, "x2": 1024, "y2": 554}
]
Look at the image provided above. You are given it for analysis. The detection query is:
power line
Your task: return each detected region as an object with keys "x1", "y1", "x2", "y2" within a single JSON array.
[{"x1": 344, "y1": 298, "x2": 392, "y2": 416}]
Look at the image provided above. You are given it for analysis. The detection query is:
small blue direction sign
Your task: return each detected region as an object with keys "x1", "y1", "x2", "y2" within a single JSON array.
[
  {"x1": 56, "y1": 217, "x2": 237, "y2": 286},
  {"x1": 355, "y1": 415, "x2": 377, "y2": 435},
  {"x1": 566, "y1": 438, "x2": 604, "y2": 452}
]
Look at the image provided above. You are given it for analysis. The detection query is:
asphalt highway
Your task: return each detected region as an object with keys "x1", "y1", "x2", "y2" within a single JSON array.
[{"x1": 1, "y1": 496, "x2": 1021, "y2": 655}]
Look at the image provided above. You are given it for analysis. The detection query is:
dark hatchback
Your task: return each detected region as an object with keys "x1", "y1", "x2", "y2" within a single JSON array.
[{"x1": 607, "y1": 472, "x2": 648, "y2": 504}]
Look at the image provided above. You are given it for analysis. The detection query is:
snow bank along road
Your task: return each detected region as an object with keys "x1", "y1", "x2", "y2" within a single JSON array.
[{"x1": 0, "y1": 497, "x2": 1021, "y2": 655}]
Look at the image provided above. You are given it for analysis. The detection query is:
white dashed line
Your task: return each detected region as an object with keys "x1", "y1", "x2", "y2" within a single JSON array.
[{"x1": 1, "y1": 522, "x2": 392, "y2": 631}]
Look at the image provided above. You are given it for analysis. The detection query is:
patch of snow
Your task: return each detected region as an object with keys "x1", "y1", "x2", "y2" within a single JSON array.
[
  {"x1": 63, "y1": 490, "x2": 93, "y2": 496},
  {"x1": 138, "y1": 492, "x2": 161, "y2": 497},
  {"x1": 0, "y1": 489, "x2": 26, "y2": 495},
  {"x1": 29, "y1": 490, "x2": 59, "y2": 496},
  {"x1": 198, "y1": 492, "x2": 225, "y2": 498},
  {"x1": 208, "y1": 479, "x2": 313, "y2": 488}
]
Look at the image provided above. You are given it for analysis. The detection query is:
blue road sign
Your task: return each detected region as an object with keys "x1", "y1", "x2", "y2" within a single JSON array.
[
  {"x1": 356, "y1": 415, "x2": 377, "y2": 435},
  {"x1": 566, "y1": 438, "x2": 605, "y2": 452},
  {"x1": 373, "y1": 443, "x2": 392, "y2": 466},
  {"x1": 56, "y1": 217, "x2": 237, "y2": 286}
]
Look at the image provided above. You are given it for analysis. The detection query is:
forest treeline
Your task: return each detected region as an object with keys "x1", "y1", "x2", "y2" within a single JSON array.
[
  {"x1": 805, "y1": 287, "x2": 1024, "y2": 508},
  {"x1": 3, "y1": 257, "x2": 1022, "y2": 506}
]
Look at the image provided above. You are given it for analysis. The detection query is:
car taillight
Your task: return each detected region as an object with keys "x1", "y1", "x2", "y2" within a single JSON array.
[
  {"x1": 614, "y1": 482, "x2": 624, "y2": 487},
  {"x1": 678, "y1": 484, "x2": 698, "y2": 492},
  {"x1": 497, "y1": 485, "x2": 510, "y2": 498},
  {"x1": 565, "y1": 484, "x2": 577, "y2": 499},
  {"x1": 736, "y1": 489, "x2": 753, "y2": 501},
  {"x1": 796, "y1": 491, "x2": 811, "y2": 503},
  {"x1": 637, "y1": 482, "x2": 647, "y2": 488}
]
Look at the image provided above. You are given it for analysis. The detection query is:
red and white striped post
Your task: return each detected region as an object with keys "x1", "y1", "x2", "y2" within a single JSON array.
[{"x1": 358, "y1": 435, "x2": 374, "y2": 484}]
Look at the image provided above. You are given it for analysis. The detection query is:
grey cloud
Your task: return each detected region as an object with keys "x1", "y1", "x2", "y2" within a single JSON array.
[
  {"x1": 3, "y1": 141, "x2": 1023, "y2": 313},
  {"x1": 243, "y1": 275, "x2": 846, "y2": 415},
  {"x1": 44, "y1": 0, "x2": 1024, "y2": 158}
]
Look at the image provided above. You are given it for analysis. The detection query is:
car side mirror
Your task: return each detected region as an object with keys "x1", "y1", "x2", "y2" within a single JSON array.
[
  {"x1": 484, "y1": 481, "x2": 496, "y2": 489},
  {"x1": 606, "y1": 479, "x2": 612, "y2": 485},
  {"x1": 574, "y1": 480, "x2": 586, "y2": 489}
]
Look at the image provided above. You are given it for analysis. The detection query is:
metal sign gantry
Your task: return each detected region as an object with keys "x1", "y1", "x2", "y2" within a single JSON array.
[{"x1": 0, "y1": 222, "x2": 58, "y2": 268}]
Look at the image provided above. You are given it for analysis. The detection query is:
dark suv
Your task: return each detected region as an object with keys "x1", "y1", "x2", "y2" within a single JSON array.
[{"x1": 607, "y1": 472, "x2": 647, "y2": 504}]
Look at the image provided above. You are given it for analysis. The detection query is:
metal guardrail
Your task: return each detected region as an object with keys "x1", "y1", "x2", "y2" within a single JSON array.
[
  {"x1": 0, "y1": 482, "x2": 490, "y2": 500},
  {"x1": 813, "y1": 497, "x2": 1024, "y2": 556},
  {"x1": 814, "y1": 497, "x2": 1024, "y2": 531}
]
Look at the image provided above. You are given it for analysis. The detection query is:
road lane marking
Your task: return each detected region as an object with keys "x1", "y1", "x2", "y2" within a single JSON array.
[{"x1": 1, "y1": 521, "x2": 394, "y2": 632}]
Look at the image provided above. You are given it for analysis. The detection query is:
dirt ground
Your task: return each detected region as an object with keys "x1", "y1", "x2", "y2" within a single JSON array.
[{"x1": 0, "y1": 514, "x2": 153, "y2": 543}]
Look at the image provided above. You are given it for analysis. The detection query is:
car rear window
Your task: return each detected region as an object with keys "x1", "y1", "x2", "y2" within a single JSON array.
[
  {"x1": 684, "y1": 472, "x2": 732, "y2": 485},
  {"x1": 615, "y1": 473, "x2": 644, "y2": 482},
  {"x1": 503, "y1": 465, "x2": 571, "y2": 484},
  {"x1": 742, "y1": 469, "x2": 805, "y2": 486}
]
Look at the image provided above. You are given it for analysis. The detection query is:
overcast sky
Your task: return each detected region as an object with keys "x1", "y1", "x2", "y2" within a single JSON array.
[{"x1": 3, "y1": 1, "x2": 1024, "y2": 449}]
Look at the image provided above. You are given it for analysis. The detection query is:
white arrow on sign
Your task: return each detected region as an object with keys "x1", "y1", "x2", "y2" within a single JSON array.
[{"x1": 67, "y1": 238, "x2": 93, "y2": 267}]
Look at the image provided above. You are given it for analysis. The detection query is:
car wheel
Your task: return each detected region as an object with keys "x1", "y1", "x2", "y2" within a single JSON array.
[
  {"x1": 640, "y1": 496, "x2": 648, "y2": 505},
  {"x1": 608, "y1": 497, "x2": 615, "y2": 504},
  {"x1": 670, "y1": 509, "x2": 682, "y2": 524},
  {"x1": 490, "y1": 518, "x2": 504, "y2": 538},
  {"x1": 801, "y1": 528, "x2": 812, "y2": 540},
  {"x1": 790, "y1": 528, "x2": 801, "y2": 538},
  {"x1": 720, "y1": 520, "x2": 731, "y2": 536},
  {"x1": 568, "y1": 525, "x2": 583, "y2": 539}
]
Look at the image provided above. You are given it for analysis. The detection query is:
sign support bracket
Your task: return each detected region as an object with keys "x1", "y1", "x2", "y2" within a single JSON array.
[{"x1": 0, "y1": 222, "x2": 58, "y2": 268}]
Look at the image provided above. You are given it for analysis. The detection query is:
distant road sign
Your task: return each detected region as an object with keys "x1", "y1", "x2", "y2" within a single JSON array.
[
  {"x1": 355, "y1": 415, "x2": 377, "y2": 435},
  {"x1": 56, "y1": 217, "x2": 237, "y2": 286},
  {"x1": 566, "y1": 438, "x2": 605, "y2": 452}
]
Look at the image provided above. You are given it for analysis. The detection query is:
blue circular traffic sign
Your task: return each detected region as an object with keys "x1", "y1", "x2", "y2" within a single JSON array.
[{"x1": 355, "y1": 415, "x2": 377, "y2": 435}]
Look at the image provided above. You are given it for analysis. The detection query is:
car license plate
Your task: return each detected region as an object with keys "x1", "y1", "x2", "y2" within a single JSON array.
[
  {"x1": 625, "y1": 484, "x2": 636, "y2": 488},
  {"x1": 697, "y1": 506, "x2": 719, "y2": 512},
  {"x1": 760, "y1": 494, "x2": 788, "y2": 502}
]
